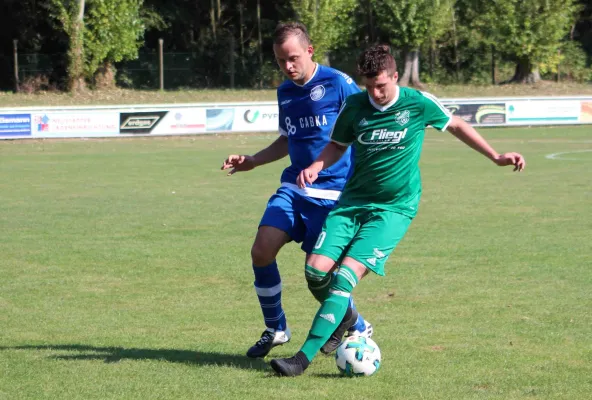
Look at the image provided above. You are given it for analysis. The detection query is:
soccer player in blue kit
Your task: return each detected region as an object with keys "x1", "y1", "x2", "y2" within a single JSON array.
[{"x1": 221, "y1": 22, "x2": 372, "y2": 358}]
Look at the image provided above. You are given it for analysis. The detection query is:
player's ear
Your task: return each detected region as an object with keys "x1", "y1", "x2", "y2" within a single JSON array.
[
  {"x1": 308, "y1": 45, "x2": 314, "y2": 58},
  {"x1": 392, "y1": 71, "x2": 399, "y2": 84}
]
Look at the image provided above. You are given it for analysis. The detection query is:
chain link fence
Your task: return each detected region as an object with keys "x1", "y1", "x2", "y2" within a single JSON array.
[
  {"x1": 9, "y1": 45, "x2": 284, "y2": 91},
  {"x1": 3, "y1": 46, "x2": 589, "y2": 92}
]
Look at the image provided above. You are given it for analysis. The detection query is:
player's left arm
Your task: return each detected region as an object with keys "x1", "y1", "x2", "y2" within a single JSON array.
[
  {"x1": 421, "y1": 91, "x2": 525, "y2": 172},
  {"x1": 446, "y1": 116, "x2": 526, "y2": 171}
]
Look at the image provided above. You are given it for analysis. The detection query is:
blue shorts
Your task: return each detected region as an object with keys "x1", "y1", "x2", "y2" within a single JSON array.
[{"x1": 259, "y1": 186, "x2": 336, "y2": 254}]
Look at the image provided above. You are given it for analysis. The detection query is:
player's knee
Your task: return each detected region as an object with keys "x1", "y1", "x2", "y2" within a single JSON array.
[
  {"x1": 305, "y1": 264, "x2": 328, "y2": 284},
  {"x1": 305, "y1": 253, "x2": 335, "y2": 273},
  {"x1": 331, "y1": 265, "x2": 360, "y2": 293},
  {"x1": 331, "y1": 272, "x2": 355, "y2": 293},
  {"x1": 251, "y1": 242, "x2": 275, "y2": 267}
]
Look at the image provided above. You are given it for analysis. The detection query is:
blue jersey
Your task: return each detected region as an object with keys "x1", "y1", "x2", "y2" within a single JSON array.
[{"x1": 277, "y1": 64, "x2": 360, "y2": 200}]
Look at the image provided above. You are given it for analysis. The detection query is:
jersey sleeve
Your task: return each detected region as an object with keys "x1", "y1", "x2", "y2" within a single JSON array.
[
  {"x1": 421, "y1": 91, "x2": 452, "y2": 131},
  {"x1": 330, "y1": 101, "x2": 357, "y2": 146},
  {"x1": 277, "y1": 90, "x2": 288, "y2": 136},
  {"x1": 337, "y1": 72, "x2": 361, "y2": 104}
]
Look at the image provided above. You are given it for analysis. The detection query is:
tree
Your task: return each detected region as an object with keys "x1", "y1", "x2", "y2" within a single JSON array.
[
  {"x1": 84, "y1": 0, "x2": 145, "y2": 87},
  {"x1": 290, "y1": 0, "x2": 357, "y2": 64},
  {"x1": 372, "y1": 0, "x2": 454, "y2": 87},
  {"x1": 475, "y1": 0, "x2": 581, "y2": 83},
  {"x1": 49, "y1": 0, "x2": 144, "y2": 90},
  {"x1": 570, "y1": 0, "x2": 592, "y2": 74},
  {"x1": 50, "y1": 0, "x2": 86, "y2": 92}
]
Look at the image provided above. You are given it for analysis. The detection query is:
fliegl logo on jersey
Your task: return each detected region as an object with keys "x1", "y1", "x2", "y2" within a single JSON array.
[{"x1": 358, "y1": 128, "x2": 408, "y2": 145}]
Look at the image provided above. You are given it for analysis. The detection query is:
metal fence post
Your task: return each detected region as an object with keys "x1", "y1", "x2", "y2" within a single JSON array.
[
  {"x1": 230, "y1": 35, "x2": 235, "y2": 89},
  {"x1": 13, "y1": 39, "x2": 19, "y2": 92},
  {"x1": 491, "y1": 44, "x2": 496, "y2": 85},
  {"x1": 159, "y1": 38, "x2": 164, "y2": 91},
  {"x1": 556, "y1": 49, "x2": 561, "y2": 83}
]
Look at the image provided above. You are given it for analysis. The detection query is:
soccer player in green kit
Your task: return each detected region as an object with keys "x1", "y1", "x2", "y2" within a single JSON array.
[{"x1": 270, "y1": 45, "x2": 526, "y2": 377}]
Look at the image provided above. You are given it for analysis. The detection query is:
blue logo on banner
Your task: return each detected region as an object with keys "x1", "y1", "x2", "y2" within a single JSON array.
[
  {"x1": 0, "y1": 114, "x2": 32, "y2": 136},
  {"x1": 206, "y1": 109, "x2": 234, "y2": 132}
]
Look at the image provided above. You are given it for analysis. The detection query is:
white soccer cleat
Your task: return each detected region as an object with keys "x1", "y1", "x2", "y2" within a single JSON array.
[
  {"x1": 346, "y1": 319, "x2": 373, "y2": 338},
  {"x1": 246, "y1": 327, "x2": 291, "y2": 358}
]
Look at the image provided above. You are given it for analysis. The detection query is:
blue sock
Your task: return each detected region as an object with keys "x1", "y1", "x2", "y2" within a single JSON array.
[
  {"x1": 348, "y1": 292, "x2": 367, "y2": 333},
  {"x1": 253, "y1": 261, "x2": 286, "y2": 331}
]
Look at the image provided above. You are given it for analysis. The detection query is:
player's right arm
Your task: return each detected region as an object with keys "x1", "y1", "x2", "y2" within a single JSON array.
[
  {"x1": 221, "y1": 135, "x2": 289, "y2": 176},
  {"x1": 297, "y1": 141, "x2": 348, "y2": 187},
  {"x1": 296, "y1": 100, "x2": 356, "y2": 187},
  {"x1": 222, "y1": 89, "x2": 291, "y2": 176}
]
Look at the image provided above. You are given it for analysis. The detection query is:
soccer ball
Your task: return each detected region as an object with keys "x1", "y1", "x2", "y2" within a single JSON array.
[{"x1": 335, "y1": 336, "x2": 381, "y2": 377}]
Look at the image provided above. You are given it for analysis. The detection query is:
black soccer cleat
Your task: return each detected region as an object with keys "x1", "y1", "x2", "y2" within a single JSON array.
[
  {"x1": 320, "y1": 307, "x2": 359, "y2": 355},
  {"x1": 246, "y1": 328, "x2": 291, "y2": 358},
  {"x1": 270, "y1": 351, "x2": 310, "y2": 377}
]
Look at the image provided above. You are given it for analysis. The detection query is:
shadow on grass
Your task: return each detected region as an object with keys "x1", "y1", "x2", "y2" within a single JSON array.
[
  {"x1": 309, "y1": 373, "x2": 340, "y2": 378},
  {"x1": 0, "y1": 344, "x2": 269, "y2": 371}
]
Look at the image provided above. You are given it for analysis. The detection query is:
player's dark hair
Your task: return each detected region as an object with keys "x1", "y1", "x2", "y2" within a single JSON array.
[
  {"x1": 273, "y1": 22, "x2": 312, "y2": 47},
  {"x1": 357, "y1": 45, "x2": 397, "y2": 78}
]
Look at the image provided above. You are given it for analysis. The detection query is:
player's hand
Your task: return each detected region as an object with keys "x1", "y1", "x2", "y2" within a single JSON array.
[
  {"x1": 221, "y1": 154, "x2": 257, "y2": 175},
  {"x1": 493, "y1": 152, "x2": 526, "y2": 172},
  {"x1": 297, "y1": 167, "x2": 319, "y2": 188}
]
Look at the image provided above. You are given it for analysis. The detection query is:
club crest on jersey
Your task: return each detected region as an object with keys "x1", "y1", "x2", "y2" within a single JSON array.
[
  {"x1": 310, "y1": 85, "x2": 326, "y2": 101},
  {"x1": 395, "y1": 110, "x2": 410, "y2": 125}
]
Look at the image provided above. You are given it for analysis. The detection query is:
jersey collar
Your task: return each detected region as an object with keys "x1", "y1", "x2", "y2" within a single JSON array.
[
  {"x1": 368, "y1": 85, "x2": 400, "y2": 112},
  {"x1": 292, "y1": 63, "x2": 319, "y2": 87}
]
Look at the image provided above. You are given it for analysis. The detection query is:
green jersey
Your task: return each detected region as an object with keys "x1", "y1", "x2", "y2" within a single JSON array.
[{"x1": 330, "y1": 87, "x2": 451, "y2": 217}]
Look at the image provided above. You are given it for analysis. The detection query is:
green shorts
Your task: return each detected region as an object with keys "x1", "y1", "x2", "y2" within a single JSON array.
[{"x1": 311, "y1": 204, "x2": 412, "y2": 275}]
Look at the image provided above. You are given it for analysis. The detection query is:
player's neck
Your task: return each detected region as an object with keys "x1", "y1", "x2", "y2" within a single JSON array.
[
  {"x1": 368, "y1": 85, "x2": 400, "y2": 112},
  {"x1": 293, "y1": 63, "x2": 318, "y2": 87}
]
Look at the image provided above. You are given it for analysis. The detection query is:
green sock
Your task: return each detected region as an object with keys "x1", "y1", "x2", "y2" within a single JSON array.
[
  {"x1": 300, "y1": 265, "x2": 359, "y2": 361},
  {"x1": 305, "y1": 264, "x2": 333, "y2": 303}
]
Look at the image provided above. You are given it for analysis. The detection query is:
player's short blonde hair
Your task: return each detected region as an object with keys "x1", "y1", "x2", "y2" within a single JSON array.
[{"x1": 273, "y1": 22, "x2": 312, "y2": 47}]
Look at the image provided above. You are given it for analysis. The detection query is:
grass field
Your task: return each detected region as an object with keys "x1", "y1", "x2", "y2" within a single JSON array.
[
  {"x1": 1, "y1": 126, "x2": 591, "y2": 399},
  {"x1": 1, "y1": 81, "x2": 592, "y2": 107}
]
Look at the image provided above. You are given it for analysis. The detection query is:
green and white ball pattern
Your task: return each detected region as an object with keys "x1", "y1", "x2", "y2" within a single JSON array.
[{"x1": 335, "y1": 336, "x2": 381, "y2": 377}]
